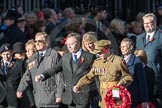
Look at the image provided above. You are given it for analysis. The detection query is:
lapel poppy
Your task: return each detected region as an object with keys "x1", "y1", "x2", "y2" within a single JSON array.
[{"x1": 80, "y1": 57, "x2": 85, "y2": 63}]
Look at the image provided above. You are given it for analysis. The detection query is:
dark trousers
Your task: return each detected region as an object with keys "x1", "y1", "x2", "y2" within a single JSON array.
[
  {"x1": 68, "y1": 102, "x2": 89, "y2": 108},
  {"x1": 0, "y1": 98, "x2": 18, "y2": 108},
  {"x1": 0, "y1": 97, "x2": 7, "y2": 108}
]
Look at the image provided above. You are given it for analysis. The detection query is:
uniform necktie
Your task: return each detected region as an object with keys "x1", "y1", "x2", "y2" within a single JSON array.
[
  {"x1": 73, "y1": 54, "x2": 78, "y2": 63},
  {"x1": 4, "y1": 62, "x2": 8, "y2": 74}
]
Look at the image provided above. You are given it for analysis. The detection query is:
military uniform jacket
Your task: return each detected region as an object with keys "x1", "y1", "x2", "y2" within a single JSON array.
[
  {"x1": 77, "y1": 55, "x2": 132, "y2": 87},
  {"x1": 17, "y1": 48, "x2": 63, "y2": 107},
  {"x1": 76, "y1": 55, "x2": 133, "y2": 107},
  {"x1": 136, "y1": 29, "x2": 162, "y2": 96},
  {"x1": 42, "y1": 51, "x2": 96, "y2": 105},
  {"x1": 0, "y1": 59, "x2": 24, "y2": 106}
]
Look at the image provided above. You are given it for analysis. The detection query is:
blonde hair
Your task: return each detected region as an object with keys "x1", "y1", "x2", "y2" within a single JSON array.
[
  {"x1": 25, "y1": 39, "x2": 37, "y2": 53},
  {"x1": 134, "y1": 49, "x2": 147, "y2": 64},
  {"x1": 82, "y1": 32, "x2": 97, "y2": 51}
]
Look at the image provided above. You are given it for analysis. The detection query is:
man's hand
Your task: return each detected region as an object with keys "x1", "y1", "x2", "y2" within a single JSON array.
[
  {"x1": 16, "y1": 92, "x2": 23, "y2": 98},
  {"x1": 35, "y1": 75, "x2": 43, "y2": 82},
  {"x1": 56, "y1": 98, "x2": 62, "y2": 103},
  {"x1": 73, "y1": 85, "x2": 79, "y2": 93}
]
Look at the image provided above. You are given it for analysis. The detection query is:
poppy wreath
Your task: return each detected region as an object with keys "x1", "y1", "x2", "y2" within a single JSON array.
[{"x1": 104, "y1": 85, "x2": 132, "y2": 108}]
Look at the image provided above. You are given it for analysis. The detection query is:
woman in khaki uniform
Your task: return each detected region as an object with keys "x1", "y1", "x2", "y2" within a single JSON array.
[{"x1": 73, "y1": 40, "x2": 133, "y2": 108}]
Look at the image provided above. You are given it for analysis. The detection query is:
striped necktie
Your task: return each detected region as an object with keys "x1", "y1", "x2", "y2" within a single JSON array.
[
  {"x1": 4, "y1": 62, "x2": 8, "y2": 74},
  {"x1": 73, "y1": 55, "x2": 78, "y2": 63}
]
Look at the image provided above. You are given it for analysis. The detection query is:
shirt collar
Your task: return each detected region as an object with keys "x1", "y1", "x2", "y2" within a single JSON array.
[
  {"x1": 3, "y1": 57, "x2": 12, "y2": 65},
  {"x1": 123, "y1": 54, "x2": 131, "y2": 63},
  {"x1": 146, "y1": 31, "x2": 155, "y2": 39},
  {"x1": 39, "y1": 49, "x2": 47, "y2": 56},
  {"x1": 72, "y1": 48, "x2": 82, "y2": 59}
]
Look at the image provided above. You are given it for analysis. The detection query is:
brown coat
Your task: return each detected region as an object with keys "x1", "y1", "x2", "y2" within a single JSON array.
[{"x1": 76, "y1": 55, "x2": 133, "y2": 108}]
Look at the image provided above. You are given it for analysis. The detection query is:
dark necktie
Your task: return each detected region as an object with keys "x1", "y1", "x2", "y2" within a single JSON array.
[
  {"x1": 4, "y1": 62, "x2": 8, "y2": 74},
  {"x1": 146, "y1": 35, "x2": 150, "y2": 43},
  {"x1": 73, "y1": 54, "x2": 78, "y2": 63},
  {"x1": 38, "y1": 53, "x2": 44, "y2": 63}
]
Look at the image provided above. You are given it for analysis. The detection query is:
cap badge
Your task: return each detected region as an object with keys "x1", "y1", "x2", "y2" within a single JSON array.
[{"x1": 4, "y1": 46, "x2": 8, "y2": 50}]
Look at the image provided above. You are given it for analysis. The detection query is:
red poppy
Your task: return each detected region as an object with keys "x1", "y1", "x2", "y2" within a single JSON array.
[
  {"x1": 61, "y1": 37, "x2": 67, "y2": 45},
  {"x1": 149, "y1": 37, "x2": 154, "y2": 42},
  {"x1": 80, "y1": 57, "x2": 85, "y2": 63}
]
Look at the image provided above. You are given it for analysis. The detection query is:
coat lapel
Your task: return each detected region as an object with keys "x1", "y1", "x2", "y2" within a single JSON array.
[
  {"x1": 65, "y1": 53, "x2": 73, "y2": 74},
  {"x1": 144, "y1": 30, "x2": 159, "y2": 47},
  {"x1": 127, "y1": 54, "x2": 135, "y2": 66}
]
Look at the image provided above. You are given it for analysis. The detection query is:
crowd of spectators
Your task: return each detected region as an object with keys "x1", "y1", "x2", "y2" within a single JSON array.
[{"x1": 0, "y1": 4, "x2": 162, "y2": 108}]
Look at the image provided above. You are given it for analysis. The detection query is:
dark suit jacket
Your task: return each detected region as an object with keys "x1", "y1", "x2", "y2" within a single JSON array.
[
  {"x1": 0, "y1": 59, "x2": 24, "y2": 106},
  {"x1": 43, "y1": 50, "x2": 96, "y2": 105},
  {"x1": 136, "y1": 29, "x2": 162, "y2": 96}
]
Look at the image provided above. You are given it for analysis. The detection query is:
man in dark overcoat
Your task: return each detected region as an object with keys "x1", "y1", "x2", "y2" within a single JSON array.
[{"x1": 0, "y1": 43, "x2": 24, "y2": 108}]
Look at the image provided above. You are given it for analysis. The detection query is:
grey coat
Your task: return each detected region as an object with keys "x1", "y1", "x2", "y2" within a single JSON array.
[
  {"x1": 42, "y1": 51, "x2": 97, "y2": 105},
  {"x1": 136, "y1": 29, "x2": 162, "y2": 96},
  {"x1": 17, "y1": 48, "x2": 63, "y2": 108}
]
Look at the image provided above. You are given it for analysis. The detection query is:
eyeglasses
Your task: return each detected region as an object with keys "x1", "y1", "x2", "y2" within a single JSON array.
[{"x1": 34, "y1": 40, "x2": 45, "y2": 43}]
